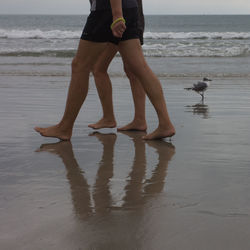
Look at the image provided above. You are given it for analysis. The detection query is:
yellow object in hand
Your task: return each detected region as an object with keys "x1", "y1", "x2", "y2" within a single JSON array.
[{"x1": 110, "y1": 17, "x2": 126, "y2": 30}]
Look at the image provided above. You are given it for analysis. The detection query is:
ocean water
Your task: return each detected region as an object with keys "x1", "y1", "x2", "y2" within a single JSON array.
[
  {"x1": 1, "y1": 15, "x2": 250, "y2": 58},
  {"x1": 1, "y1": 14, "x2": 250, "y2": 79}
]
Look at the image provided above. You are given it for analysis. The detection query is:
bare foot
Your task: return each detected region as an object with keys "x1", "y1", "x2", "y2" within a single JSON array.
[
  {"x1": 88, "y1": 118, "x2": 116, "y2": 129},
  {"x1": 34, "y1": 124, "x2": 72, "y2": 141},
  {"x1": 142, "y1": 126, "x2": 175, "y2": 140},
  {"x1": 118, "y1": 130, "x2": 146, "y2": 139},
  {"x1": 117, "y1": 120, "x2": 147, "y2": 131}
]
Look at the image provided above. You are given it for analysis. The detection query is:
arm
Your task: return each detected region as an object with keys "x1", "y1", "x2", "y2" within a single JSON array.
[
  {"x1": 110, "y1": 0, "x2": 126, "y2": 38},
  {"x1": 110, "y1": 0, "x2": 123, "y2": 20}
]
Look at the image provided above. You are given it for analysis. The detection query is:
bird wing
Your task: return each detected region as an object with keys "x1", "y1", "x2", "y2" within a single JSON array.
[{"x1": 193, "y1": 82, "x2": 208, "y2": 91}]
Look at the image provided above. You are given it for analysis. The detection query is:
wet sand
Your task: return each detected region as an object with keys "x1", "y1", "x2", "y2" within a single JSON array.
[{"x1": 1, "y1": 62, "x2": 250, "y2": 249}]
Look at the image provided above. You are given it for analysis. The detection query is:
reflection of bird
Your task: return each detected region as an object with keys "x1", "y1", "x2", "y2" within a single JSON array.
[
  {"x1": 185, "y1": 77, "x2": 212, "y2": 100},
  {"x1": 185, "y1": 101, "x2": 209, "y2": 119}
]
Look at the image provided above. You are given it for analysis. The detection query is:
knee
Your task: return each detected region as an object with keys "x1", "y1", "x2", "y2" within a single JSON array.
[
  {"x1": 92, "y1": 66, "x2": 108, "y2": 79},
  {"x1": 124, "y1": 60, "x2": 148, "y2": 80},
  {"x1": 124, "y1": 64, "x2": 136, "y2": 81},
  {"x1": 71, "y1": 57, "x2": 91, "y2": 74}
]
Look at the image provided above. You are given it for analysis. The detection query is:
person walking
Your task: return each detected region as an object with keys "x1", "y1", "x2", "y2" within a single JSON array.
[
  {"x1": 35, "y1": 0, "x2": 175, "y2": 140},
  {"x1": 88, "y1": 0, "x2": 147, "y2": 132}
]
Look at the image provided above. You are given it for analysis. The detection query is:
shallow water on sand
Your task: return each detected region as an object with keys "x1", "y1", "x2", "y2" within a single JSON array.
[{"x1": 1, "y1": 58, "x2": 250, "y2": 249}]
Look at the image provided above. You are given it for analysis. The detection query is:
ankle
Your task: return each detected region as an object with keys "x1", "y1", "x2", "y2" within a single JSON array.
[
  {"x1": 158, "y1": 122, "x2": 175, "y2": 131},
  {"x1": 102, "y1": 117, "x2": 116, "y2": 123},
  {"x1": 132, "y1": 117, "x2": 146, "y2": 124},
  {"x1": 58, "y1": 121, "x2": 73, "y2": 131}
]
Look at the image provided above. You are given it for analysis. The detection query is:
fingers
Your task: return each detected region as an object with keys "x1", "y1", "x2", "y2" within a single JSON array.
[{"x1": 111, "y1": 22, "x2": 126, "y2": 38}]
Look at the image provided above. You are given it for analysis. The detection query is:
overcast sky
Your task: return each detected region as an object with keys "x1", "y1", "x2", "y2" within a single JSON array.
[{"x1": 1, "y1": 0, "x2": 250, "y2": 15}]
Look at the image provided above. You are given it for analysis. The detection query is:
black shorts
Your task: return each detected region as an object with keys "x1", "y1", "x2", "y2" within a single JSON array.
[{"x1": 81, "y1": 7, "x2": 143, "y2": 45}]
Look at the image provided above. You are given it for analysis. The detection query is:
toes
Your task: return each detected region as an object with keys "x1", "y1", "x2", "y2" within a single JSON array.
[
  {"x1": 34, "y1": 127, "x2": 40, "y2": 132},
  {"x1": 40, "y1": 131, "x2": 46, "y2": 137},
  {"x1": 117, "y1": 127, "x2": 126, "y2": 131},
  {"x1": 88, "y1": 123, "x2": 100, "y2": 129},
  {"x1": 34, "y1": 127, "x2": 47, "y2": 137},
  {"x1": 34, "y1": 127, "x2": 43, "y2": 133}
]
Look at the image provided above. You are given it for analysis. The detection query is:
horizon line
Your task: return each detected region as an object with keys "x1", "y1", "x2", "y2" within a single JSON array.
[{"x1": 1, "y1": 13, "x2": 250, "y2": 16}]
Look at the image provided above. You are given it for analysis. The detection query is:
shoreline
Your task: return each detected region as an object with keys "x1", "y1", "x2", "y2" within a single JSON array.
[{"x1": 1, "y1": 56, "x2": 250, "y2": 79}]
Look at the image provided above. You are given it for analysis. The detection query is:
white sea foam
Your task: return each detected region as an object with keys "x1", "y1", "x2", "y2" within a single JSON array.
[
  {"x1": 142, "y1": 44, "x2": 250, "y2": 57},
  {"x1": 1, "y1": 29, "x2": 250, "y2": 40},
  {"x1": 0, "y1": 29, "x2": 81, "y2": 39},
  {"x1": 1, "y1": 28, "x2": 250, "y2": 58},
  {"x1": 144, "y1": 31, "x2": 250, "y2": 40}
]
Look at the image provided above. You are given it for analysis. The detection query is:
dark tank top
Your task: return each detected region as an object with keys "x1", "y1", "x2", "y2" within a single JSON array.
[
  {"x1": 90, "y1": 0, "x2": 138, "y2": 11},
  {"x1": 136, "y1": 0, "x2": 144, "y2": 32},
  {"x1": 89, "y1": 0, "x2": 144, "y2": 32}
]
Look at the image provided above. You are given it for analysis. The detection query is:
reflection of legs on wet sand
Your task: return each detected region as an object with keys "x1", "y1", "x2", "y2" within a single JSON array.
[
  {"x1": 36, "y1": 141, "x2": 92, "y2": 219},
  {"x1": 120, "y1": 132, "x2": 176, "y2": 208},
  {"x1": 120, "y1": 131, "x2": 147, "y2": 208},
  {"x1": 144, "y1": 141, "x2": 175, "y2": 194},
  {"x1": 89, "y1": 132, "x2": 116, "y2": 214},
  {"x1": 35, "y1": 132, "x2": 175, "y2": 221},
  {"x1": 36, "y1": 133, "x2": 117, "y2": 219}
]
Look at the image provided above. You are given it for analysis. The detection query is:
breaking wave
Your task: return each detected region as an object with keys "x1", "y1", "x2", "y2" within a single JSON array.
[
  {"x1": 0, "y1": 28, "x2": 81, "y2": 39},
  {"x1": 1, "y1": 29, "x2": 250, "y2": 40},
  {"x1": 142, "y1": 44, "x2": 250, "y2": 57},
  {"x1": 1, "y1": 28, "x2": 250, "y2": 58},
  {"x1": 144, "y1": 31, "x2": 250, "y2": 40}
]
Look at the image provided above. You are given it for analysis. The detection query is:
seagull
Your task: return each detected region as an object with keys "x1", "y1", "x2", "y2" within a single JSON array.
[{"x1": 184, "y1": 77, "x2": 212, "y2": 100}]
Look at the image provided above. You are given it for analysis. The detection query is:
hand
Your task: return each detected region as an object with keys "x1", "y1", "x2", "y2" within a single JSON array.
[{"x1": 111, "y1": 20, "x2": 126, "y2": 38}]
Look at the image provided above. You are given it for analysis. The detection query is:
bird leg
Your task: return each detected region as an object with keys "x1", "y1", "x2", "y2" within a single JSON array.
[{"x1": 197, "y1": 91, "x2": 204, "y2": 100}]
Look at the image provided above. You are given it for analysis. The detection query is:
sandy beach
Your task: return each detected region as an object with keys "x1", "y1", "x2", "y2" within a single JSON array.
[{"x1": 1, "y1": 52, "x2": 250, "y2": 249}]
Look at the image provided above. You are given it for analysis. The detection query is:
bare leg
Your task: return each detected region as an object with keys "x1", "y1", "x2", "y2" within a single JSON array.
[
  {"x1": 118, "y1": 62, "x2": 147, "y2": 131},
  {"x1": 34, "y1": 40, "x2": 107, "y2": 140},
  {"x1": 88, "y1": 43, "x2": 118, "y2": 129},
  {"x1": 89, "y1": 43, "x2": 147, "y2": 131},
  {"x1": 118, "y1": 39, "x2": 175, "y2": 140}
]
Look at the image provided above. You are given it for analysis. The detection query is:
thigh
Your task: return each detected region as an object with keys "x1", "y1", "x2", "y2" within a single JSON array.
[
  {"x1": 93, "y1": 43, "x2": 118, "y2": 72},
  {"x1": 118, "y1": 39, "x2": 147, "y2": 73},
  {"x1": 74, "y1": 39, "x2": 108, "y2": 69}
]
